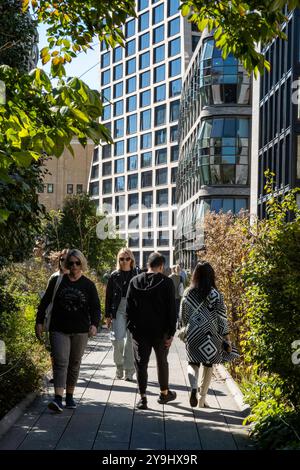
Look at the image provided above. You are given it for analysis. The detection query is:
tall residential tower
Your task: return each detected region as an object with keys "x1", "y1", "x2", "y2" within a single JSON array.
[{"x1": 89, "y1": 0, "x2": 200, "y2": 267}]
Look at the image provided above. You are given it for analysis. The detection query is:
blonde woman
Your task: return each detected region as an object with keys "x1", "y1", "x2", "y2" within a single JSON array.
[
  {"x1": 35, "y1": 249, "x2": 101, "y2": 412},
  {"x1": 105, "y1": 248, "x2": 139, "y2": 380}
]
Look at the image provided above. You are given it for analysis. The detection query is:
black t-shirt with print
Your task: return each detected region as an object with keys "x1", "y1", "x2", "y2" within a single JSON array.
[{"x1": 36, "y1": 274, "x2": 101, "y2": 334}]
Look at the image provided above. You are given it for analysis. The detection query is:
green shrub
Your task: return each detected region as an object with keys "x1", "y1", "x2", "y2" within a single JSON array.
[
  {"x1": 241, "y1": 182, "x2": 300, "y2": 409},
  {"x1": 237, "y1": 176, "x2": 300, "y2": 449},
  {"x1": 246, "y1": 406, "x2": 300, "y2": 450},
  {"x1": 0, "y1": 264, "x2": 50, "y2": 418}
]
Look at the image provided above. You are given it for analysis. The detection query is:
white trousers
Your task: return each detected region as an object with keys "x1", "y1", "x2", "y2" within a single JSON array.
[
  {"x1": 188, "y1": 364, "x2": 214, "y2": 398},
  {"x1": 111, "y1": 298, "x2": 135, "y2": 376}
]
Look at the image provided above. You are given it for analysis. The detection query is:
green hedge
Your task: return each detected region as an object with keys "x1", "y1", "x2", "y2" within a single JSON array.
[
  {"x1": 0, "y1": 265, "x2": 50, "y2": 419},
  {"x1": 240, "y1": 177, "x2": 300, "y2": 448}
]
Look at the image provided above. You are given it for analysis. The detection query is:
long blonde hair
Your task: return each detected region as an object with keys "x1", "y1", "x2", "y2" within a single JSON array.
[{"x1": 116, "y1": 248, "x2": 136, "y2": 271}]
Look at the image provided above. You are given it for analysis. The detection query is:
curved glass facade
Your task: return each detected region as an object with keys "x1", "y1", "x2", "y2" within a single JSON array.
[
  {"x1": 197, "y1": 118, "x2": 249, "y2": 185},
  {"x1": 175, "y1": 196, "x2": 248, "y2": 268},
  {"x1": 200, "y1": 40, "x2": 250, "y2": 107},
  {"x1": 179, "y1": 39, "x2": 251, "y2": 142},
  {"x1": 177, "y1": 117, "x2": 249, "y2": 206},
  {"x1": 176, "y1": 35, "x2": 251, "y2": 268}
]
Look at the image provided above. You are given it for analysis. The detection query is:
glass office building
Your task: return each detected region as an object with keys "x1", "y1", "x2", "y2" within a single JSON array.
[
  {"x1": 89, "y1": 0, "x2": 200, "y2": 268},
  {"x1": 250, "y1": 7, "x2": 300, "y2": 219},
  {"x1": 176, "y1": 32, "x2": 251, "y2": 268}
]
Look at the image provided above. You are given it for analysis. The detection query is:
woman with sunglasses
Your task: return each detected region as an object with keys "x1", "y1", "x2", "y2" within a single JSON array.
[
  {"x1": 105, "y1": 248, "x2": 138, "y2": 381},
  {"x1": 43, "y1": 248, "x2": 70, "y2": 384},
  {"x1": 35, "y1": 249, "x2": 101, "y2": 412}
]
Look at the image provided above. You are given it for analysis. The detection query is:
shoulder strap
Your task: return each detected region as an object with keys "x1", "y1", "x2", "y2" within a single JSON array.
[{"x1": 51, "y1": 275, "x2": 63, "y2": 304}]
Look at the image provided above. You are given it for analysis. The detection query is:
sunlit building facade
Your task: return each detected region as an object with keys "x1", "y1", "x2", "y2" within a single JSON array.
[
  {"x1": 176, "y1": 31, "x2": 251, "y2": 267},
  {"x1": 89, "y1": 0, "x2": 201, "y2": 267}
]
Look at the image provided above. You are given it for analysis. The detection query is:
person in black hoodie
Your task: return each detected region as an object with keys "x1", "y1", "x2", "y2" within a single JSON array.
[{"x1": 126, "y1": 252, "x2": 177, "y2": 410}]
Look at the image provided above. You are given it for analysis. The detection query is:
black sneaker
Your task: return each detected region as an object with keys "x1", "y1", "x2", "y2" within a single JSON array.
[
  {"x1": 157, "y1": 390, "x2": 177, "y2": 404},
  {"x1": 48, "y1": 398, "x2": 63, "y2": 413},
  {"x1": 136, "y1": 397, "x2": 148, "y2": 410},
  {"x1": 65, "y1": 396, "x2": 77, "y2": 409},
  {"x1": 189, "y1": 389, "x2": 198, "y2": 407}
]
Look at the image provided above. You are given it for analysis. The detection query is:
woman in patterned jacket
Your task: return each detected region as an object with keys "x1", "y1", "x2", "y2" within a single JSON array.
[{"x1": 179, "y1": 261, "x2": 232, "y2": 408}]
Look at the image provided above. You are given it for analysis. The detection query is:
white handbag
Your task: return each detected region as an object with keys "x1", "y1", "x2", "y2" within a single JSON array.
[{"x1": 43, "y1": 275, "x2": 63, "y2": 332}]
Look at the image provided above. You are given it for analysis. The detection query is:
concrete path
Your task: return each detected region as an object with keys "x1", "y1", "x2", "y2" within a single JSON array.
[{"x1": 0, "y1": 330, "x2": 252, "y2": 450}]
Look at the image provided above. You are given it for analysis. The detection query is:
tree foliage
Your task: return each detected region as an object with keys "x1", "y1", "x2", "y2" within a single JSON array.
[
  {"x1": 43, "y1": 193, "x2": 125, "y2": 273},
  {"x1": 0, "y1": 65, "x2": 110, "y2": 189},
  {"x1": 30, "y1": 0, "x2": 135, "y2": 77},
  {"x1": 0, "y1": 0, "x2": 136, "y2": 223},
  {"x1": 0, "y1": 159, "x2": 47, "y2": 265},
  {"x1": 0, "y1": 0, "x2": 38, "y2": 73}
]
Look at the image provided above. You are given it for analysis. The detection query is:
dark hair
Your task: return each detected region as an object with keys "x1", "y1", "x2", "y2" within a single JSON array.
[
  {"x1": 148, "y1": 252, "x2": 166, "y2": 269},
  {"x1": 191, "y1": 262, "x2": 216, "y2": 299}
]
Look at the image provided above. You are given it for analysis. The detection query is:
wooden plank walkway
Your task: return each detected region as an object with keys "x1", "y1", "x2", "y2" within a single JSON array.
[{"x1": 0, "y1": 330, "x2": 252, "y2": 450}]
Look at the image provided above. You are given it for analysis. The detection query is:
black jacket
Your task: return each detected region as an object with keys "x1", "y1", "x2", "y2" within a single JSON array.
[
  {"x1": 126, "y1": 272, "x2": 177, "y2": 339},
  {"x1": 105, "y1": 268, "x2": 140, "y2": 319}
]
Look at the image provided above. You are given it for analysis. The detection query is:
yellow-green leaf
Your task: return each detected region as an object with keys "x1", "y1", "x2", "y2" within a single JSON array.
[
  {"x1": 181, "y1": 4, "x2": 190, "y2": 17},
  {"x1": 70, "y1": 108, "x2": 90, "y2": 123}
]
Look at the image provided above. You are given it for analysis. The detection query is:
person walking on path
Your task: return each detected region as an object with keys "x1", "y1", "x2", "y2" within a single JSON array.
[
  {"x1": 179, "y1": 261, "x2": 234, "y2": 408},
  {"x1": 179, "y1": 265, "x2": 188, "y2": 287},
  {"x1": 169, "y1": 265, "x2": 184, "y2": 323},
  {"x1": 45, "y1": 249, "x2": 70, "y2": 384},
  {"x1": 105, "y1": 248, "x2": 138, "y2": 381},
  {"x1": 126, "y1": 252, "x2": 177, "y2": 410},
  {"x1": 35, "y1": 249, "x2": 101, "y2": 412}
]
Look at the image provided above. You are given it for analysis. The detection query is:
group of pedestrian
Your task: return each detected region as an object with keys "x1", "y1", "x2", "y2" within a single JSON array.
[{"x1": 35, "y1": 247, "x2": 235, "y2": 413}]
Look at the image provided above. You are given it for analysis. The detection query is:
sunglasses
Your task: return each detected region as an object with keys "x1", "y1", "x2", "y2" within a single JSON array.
[
  {"x1": 119, "y1": 257, "x2": 131, "y2": 262},
  {"x1": 68, "y1": 261, "x2": 81, "y2": 266}
]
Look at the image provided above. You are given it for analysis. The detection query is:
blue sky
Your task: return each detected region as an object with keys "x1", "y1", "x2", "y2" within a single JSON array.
[{"x1": 37, "y1": 23, "x2": 100, "y2": 90}]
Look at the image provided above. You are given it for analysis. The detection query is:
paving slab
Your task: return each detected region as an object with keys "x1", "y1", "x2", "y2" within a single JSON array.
[{"x1": 0, "y1": 330, "x2": 251, "y2": 451}]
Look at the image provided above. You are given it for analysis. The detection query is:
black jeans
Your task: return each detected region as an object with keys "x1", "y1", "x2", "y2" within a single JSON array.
[
  {"x1": 175, "y1": 298, "x2": 181, "y2": 320},
  {"x1": 132, "y1": 333, "x2": 169, "y2": 395}
]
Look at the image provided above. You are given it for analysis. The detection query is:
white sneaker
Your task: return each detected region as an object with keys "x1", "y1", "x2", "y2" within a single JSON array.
[
  {"x1": 124, "y1": 375, "x2": 135, "y2": 382},
  {"x1": 124, "y1": 370, "x2": 135, "y2": 381}
]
